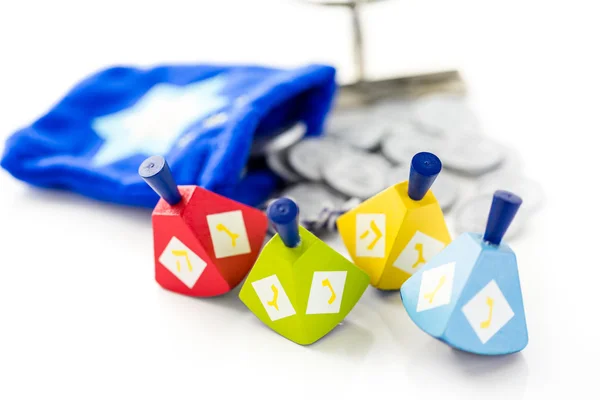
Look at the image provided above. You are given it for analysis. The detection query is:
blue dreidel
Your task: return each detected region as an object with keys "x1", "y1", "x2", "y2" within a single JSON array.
[{"x1": 400, "y1": 190, "x2": 528, "y2": 355}]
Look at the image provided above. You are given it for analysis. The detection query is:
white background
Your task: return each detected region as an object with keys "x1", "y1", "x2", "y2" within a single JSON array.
[{"x1": 0, "y1": 1, "x2": 597, "y2": 399}]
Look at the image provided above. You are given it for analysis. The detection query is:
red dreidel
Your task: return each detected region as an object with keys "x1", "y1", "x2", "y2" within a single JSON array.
[{"x1": 139, "y1": 155, "x2": 268, "y2": 297}]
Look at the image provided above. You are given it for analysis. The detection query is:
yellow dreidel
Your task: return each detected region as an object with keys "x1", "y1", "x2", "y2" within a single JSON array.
[{"x1": 336, "y1": 151, "x2": 452, "y2": 290}]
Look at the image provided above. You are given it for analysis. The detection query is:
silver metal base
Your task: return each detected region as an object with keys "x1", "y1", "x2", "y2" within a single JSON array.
[{"x1": 335, "y1": 70, "x2": 467, "y2": 109}]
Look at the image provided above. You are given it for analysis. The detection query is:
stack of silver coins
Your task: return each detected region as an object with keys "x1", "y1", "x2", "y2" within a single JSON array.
[{"x1": 252, "y1": 92, "x2": 544, "y2": 241}]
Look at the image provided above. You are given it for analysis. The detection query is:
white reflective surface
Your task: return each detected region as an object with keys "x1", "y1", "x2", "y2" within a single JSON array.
[{"x1": 0, "y1": 1, "x2": 596, "y2": 399}]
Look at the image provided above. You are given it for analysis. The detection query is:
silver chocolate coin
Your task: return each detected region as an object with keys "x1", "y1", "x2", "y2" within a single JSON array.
[
  {"x1": 329, "y1": 118, "x2": 391, "y2": 151},
  {"x1": 442, "y1": 135, "x2": 506, "y2": 176},
  {"x1": 250, "y1": 122, "x2": 306, "y2": 157},
  {"x1": 431, "y1": 171, "x2": 461, "y2": 211},
  {"x1": 323, "y1": 151, "x2": 392, "y2": 199},
  {"x1": 287, "y1": 137, "x2": 349, "y2": 181},
  {"x1": 386, "y1": 164, "x2": 410, "y2": 187},
  {"x1": 280, "y1": 182, "x2": 347, "y2": 223},
  {"x1": 454, "y1": 193, "x2": 525, "y2": 241},
  {"x1": 477, "y1": 171, "x2": 544, "y2": 215},
  {"x1": 325, "y1": 108, "x2": 369, "y2": 136},
  {"x1": 381, "y1": 124, "x2": 448, "y2": 165},
  {"x1": 266, "y1": 150, "x2": 304, "y2": 183},
  {"x1": 412, "y1": 93, "x2": 482, "y2": 137},
  {"x1": 373, "y1": 98, "x2": 414, "y2": 125},
  {"x1": 479, "y1": 142, "x2": 523, "y2": 178}
]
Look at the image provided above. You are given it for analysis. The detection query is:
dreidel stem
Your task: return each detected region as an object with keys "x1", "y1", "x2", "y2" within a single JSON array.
[
  {"x1": 408, "y1": 152, "x2": 442, "y2": 201},
  {"x1": 483, "y1": 190, "x2": 523, "y2": 246},
  {"x1": 267, "y1": 197, "x2": 301, "y2": 248},
  {"x1": 138, "y1": 155, "x2": 182, "y2": 206}
]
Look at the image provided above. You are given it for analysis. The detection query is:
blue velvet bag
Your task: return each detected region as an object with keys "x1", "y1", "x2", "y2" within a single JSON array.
[{"x1": 1, "y1": 63, "x2": 337, "y2": 207}]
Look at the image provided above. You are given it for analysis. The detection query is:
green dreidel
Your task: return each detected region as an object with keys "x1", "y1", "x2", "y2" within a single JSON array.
[{"x1": 239, "y1": 197, "x2": 370, "y2": 345}]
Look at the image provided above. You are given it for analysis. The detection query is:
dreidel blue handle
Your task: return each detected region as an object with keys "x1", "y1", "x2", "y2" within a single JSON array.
[
  {"x1": 138, "y1": 155, "x2": 182, "y2": 206},
  {"x1": 267, "y1": 197, "x2": 301, "y2": 248},
  {"x1": 408, "y1": 152, "x2": 442, "y2": 201},
  {"x1": 483, "y1": 190, "x2": 523, "y2": 245}
]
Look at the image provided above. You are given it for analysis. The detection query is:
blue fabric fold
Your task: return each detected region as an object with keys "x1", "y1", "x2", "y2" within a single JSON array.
[{"x1": 1, "y1": 63, "x2": 337, "y2": 208}]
